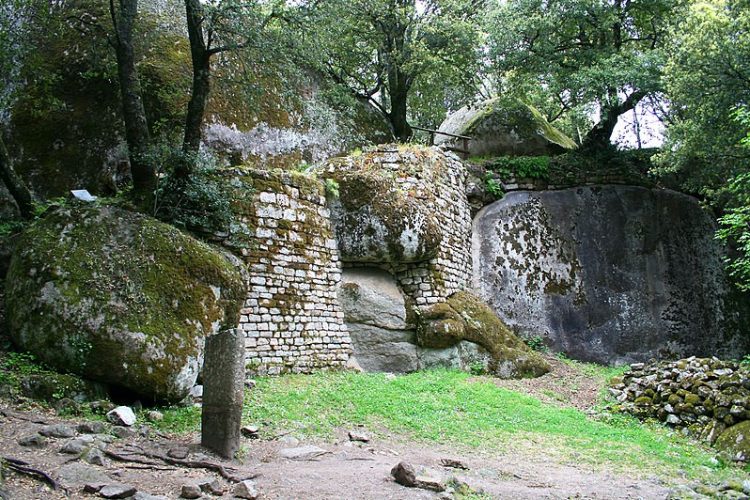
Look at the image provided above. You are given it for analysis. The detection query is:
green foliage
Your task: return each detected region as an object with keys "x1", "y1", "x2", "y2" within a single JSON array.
[
  {"x1": 486, "y1": 0, "x2": 679, "y2": 145},
  {"x1": 324, "y1": 178, "x2": 340, "y2": 199},
  {"x1": 303, "y1": 0, "x2": 483, "y2": 133},
  {"x1": 523, "y1": 335, "x2": 548, "y2": 353},
  {"x1": 483, "y1": 175, "x2": 504, "y2": 199},
  {"x1": 657, "y1": 0, "x2": 750, "y2": 194},
  {"x1": 716, "y1": 172, "x2": 750, "y2": 291},
  {"x1": 486, "y1": 156, "x2": 551, "y2": 180},
  {"x1": 153, "y1": 149, "x2": 232, "y2": 235}
]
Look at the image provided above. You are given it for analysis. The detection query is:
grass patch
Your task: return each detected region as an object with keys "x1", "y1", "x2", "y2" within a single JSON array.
[{"x1": 241, "y1": 369, "x2": 744, "y2": 481}]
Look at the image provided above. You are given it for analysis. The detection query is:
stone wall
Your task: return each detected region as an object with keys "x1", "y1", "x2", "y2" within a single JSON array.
[
  {"x1": 320, "y1": 145, "x2": 473, "y2": 307},
  {"x1": 391, "y1": 149, "x2": 473, "y2": 306},
  {"x1": 220, "y1": 168, "x2": 352, "y2": 375}
]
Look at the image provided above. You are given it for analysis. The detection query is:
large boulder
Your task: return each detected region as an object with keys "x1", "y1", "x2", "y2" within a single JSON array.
[
  {"x1": 320, "y1": 147, "x2": 444, "y2": 264},
  {"x1": 416, "y1": 291, "x2": 550, "y2": 378},
  {"x1": 338, "y1": 268, "x2": 418, "y2": 372},
  {"x1": 715, "y1": 421, "x2": 750, "y2": 462},
  {"x1": 436, "y1": 98, "x2": 576, "y2": 158},
  {"x1": 473, "y1": 186, "x2": 750, "y2": 364},
  {"x1": 5, "y1": 205, "x2": 245, "y2": 403},
  {"x1": 339, "y1": 269, "x2": 509, "y2": 375}
]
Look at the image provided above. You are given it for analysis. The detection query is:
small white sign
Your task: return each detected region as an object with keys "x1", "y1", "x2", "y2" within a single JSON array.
[{"x1": 70, "y1": 189, "x2": 97, "y2": 202}]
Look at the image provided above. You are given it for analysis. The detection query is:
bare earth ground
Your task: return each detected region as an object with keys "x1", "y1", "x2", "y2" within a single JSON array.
[
  {"x1": 0, "y1": 407, "x2": 671, "y2": 500},
  {"x1": 0, "y1": 357, "x2": 684, "y2": 500}
]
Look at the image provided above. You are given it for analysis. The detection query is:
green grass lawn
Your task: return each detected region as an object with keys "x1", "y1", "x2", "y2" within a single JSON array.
[{"x1": 156, "y1": 368, "x2": 747, "y2": 483}]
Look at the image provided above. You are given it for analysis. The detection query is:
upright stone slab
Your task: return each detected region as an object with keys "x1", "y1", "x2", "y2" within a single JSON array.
[{"x1": 201, "y1": 329, "x2": 245, "y2": 458}]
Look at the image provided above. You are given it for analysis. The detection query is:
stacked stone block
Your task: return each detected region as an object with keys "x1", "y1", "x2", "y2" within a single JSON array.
[
  {"x1": 220, "y1": 168, "x2": 352, "y2": 375},
  {"x1": 387, "y1": 148, "x2": 473, "y2": 305}
]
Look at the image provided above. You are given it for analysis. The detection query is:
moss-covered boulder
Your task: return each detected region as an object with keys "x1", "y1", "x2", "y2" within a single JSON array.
[
  {"x1": 436, "y1": 97, "x2": 576, "y2": 158},
  {"x1": 715, "y1": 421, "x2": 750, "y2": 462},
  {"x1": 416, "y1": 291, "x2": 550, "y2": 378},
  {"x1": 320, "y1": 149, "x2": 443, "y2": 263},
  {"x1": 5, "y1": 205, "x2": 245, "y2": 403}
]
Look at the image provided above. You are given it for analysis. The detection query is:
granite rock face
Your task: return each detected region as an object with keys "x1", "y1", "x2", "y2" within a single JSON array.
[
  {"x1": 5, "y1": 205, "x2": 245, "y2": 403},
  {"x1": 339, "y1": 268, "x2": 539, "y2": 376},
  {"x1": 436, "y1": 97, "x2": 575, "y2": 158},
  {"x1": 472, "y1": 186, "x2": 749, "y2": 364}
]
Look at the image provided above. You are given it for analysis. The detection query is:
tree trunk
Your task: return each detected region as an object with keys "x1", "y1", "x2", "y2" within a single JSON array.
[
  {"x1": 111, "y1": 0, "x2": 154, "y2": 197},
  {"x1": 182, "y1": 0, "x2": 211, "y2": 167},
  {"x1": 0, "y1": 134, "x2": 34, "y2": 220},
  {"x1": 583, "y1": 90, "x2": 647, "y2": 150},
  {"x1": 387, "y1": 71, "x2": 412, "y2": 142}
]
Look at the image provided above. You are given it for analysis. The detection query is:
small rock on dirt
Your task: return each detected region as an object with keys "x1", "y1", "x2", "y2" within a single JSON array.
[
  {"x1": 180, "y1": 483, "x2": 202, "y2": 499},
  {"x1": 440, "y1": 458, "x2": 469, "y2": 470},
  {"x1": 167, "y1": 446, "x2": 190, "y2": 459},
  {"x1": 78, "y1": 421, "x2": 107, "y2": 434},
  {"x1": 107, "y1": 406, "x2": 136, "y2": 426},
  {"x1": 416, "y1": 475, "x2": 446, "y2": 492},
  {"x1": 18, "y1": 433, "x2": 47, "y2": 448},
  {"x1": 112, "y1": 426, "x2": 136, "y2": 439},
  {"x1": 241, "y1": 425, "x2": 260, "y2": 438},
  {"x1": 58, "y1": 463, "x2": 111, "y2": 485},
  {"x1": 146, "y1": 410, "x2": 164, "y2": 421},
  {"x1": 391, "y1": 461, "x2": 417, "y2": 487},
  {"x1": 234, "y1": 479, "x2": 260, "y2": 499},
  {"x1": 348, "y1": 430, "x2": 370, "y2": 442},
  {"x1": 99, "y1": 483, "x2": 137, "y2": 499},
  {"x1": 40, "y1": 424, "x2": 77, "y2": 438},
  {"x1": 82, "y1": 447, "x2": 107, "y2": 466},
  {"x1": 279, "y1": 445, "x2": 329, "y2": 461},
  {"x1": 60, "y1": 438, "x2": 91, "y2": 454},
  {"x1": 197, "y1": 477, "x2": 225, "y2": 495},
  {"x1": 83, "y1": 482, "x2": 107, "y2": 493}
]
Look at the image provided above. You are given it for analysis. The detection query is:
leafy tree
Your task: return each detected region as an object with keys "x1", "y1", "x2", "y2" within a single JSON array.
[
  {"x1": 180, "y1": 0, "x2": 284, "y2": 163},
  {"x1": 657, "y1": 0, "x2": 750, "y2": 193},
  {"x1": 305, "y1": 0, "x2": 484, "y2": 141},
  {"x1": 0, "y1": 0, "x2": 38, "y2": 219},
  {"x1": 487, "y1": 0, "x2": 678, "y2": 149}
]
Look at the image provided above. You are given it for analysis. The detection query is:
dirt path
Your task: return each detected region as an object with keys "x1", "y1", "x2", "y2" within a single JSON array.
[{"x1": 0, "y1": 404, "x2": 677, "y2": 500}]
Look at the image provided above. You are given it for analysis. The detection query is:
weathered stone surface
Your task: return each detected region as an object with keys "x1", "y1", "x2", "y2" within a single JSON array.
[
  {"x1": 201, "y1": 328, "x2": 245, "y2": 459},
  {"x1": 436, "y1": 97, "x2": 575, "y2": 157},
  {"x1": 107, "y1": 407, "x2": 136, "y2": 427},
  {"x1": 338, "y1": 268, "x2": 408, "y2": 330},
  {"x1": 18, "y1": 434, "x2": 47, "y2": 448},
  {"x1": 279, "y1": 445, "x2": 329, "y2": 461},
  {"x1": 5, "y1": 205, "x2": 245, "y2": 403},
  {"x1": 40, "y1": 424, "x2": 77, "y2": 438},
  {"x1": 391, "y1": 461, "x2": 417, "y2": 487},
  {"x1": 323, "y1": 167, "x2": 442, "y2": 264},
  {"x1": 417, "y1": 291, "x2": 549, "y2": 378},
  {"x1": 233, "y1": 480, "x2": 260, "y2": 499},
  {"x1": 99, "y1": 484, "x2": 137, "y2": 499},
  {"x1": 473, "y1": 186, "x2": 750, "y2": 364},
  {"x1": 348, "y1": 429, "x2": 370, "y2": 442},
  {"x1": 57, "y1": 463, "x2": 110, "y2": 486},
  {"x1": 179, "y1": 484, "x2": 202, "y2": 499},
  {"x1": 716, "y1": 421, "x2": 750, "y2": 462}
]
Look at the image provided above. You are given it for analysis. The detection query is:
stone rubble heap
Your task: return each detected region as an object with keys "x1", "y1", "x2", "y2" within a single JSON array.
[{"x1": 611, "y1": 357, "x2": 750, "y2": 450}]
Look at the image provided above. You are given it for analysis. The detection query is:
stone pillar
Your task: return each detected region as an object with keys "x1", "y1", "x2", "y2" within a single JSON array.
[{"x1": 201, "y1": 328, "x2": 245, "y2": 458}]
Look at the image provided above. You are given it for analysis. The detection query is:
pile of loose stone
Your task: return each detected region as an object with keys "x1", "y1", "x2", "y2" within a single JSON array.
[{"x1": 610, "y1": 357, "x2": 750, "y2": 448}]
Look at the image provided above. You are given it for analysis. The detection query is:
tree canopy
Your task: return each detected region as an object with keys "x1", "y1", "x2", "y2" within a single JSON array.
[
  {"x1": 486, "y1": 0, "x2": 679, "y2": 148},
  {"x1": 303, "y1": 0, "x2": 484, "y2": 140}
]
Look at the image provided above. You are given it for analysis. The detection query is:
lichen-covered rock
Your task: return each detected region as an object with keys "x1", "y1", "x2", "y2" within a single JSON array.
[
  {"x1": 436, "y1": 97, "x2": 576, "y2": 157},
  {"x1": 5, "y1": 205, "x2": 244, "y2": 403},
  {"x1": 611, "y1": 357, "x2": 750, "y2": 449},
  {"x1": 715, "y1": 421, "x2": 750, "y2": 462},
  {"x1": 473, "y1": 186, "x2": 750, "y2": 364},
  {"x1": 416, "y1": 291, "x2": 550, "y2": 378},
  {"x1": 320, "y1": 153, "x2": 442, "y2": 264}
]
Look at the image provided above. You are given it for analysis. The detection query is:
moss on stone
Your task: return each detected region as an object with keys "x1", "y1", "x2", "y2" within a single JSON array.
[
  {"x1": 715, "y1": 420, "x2": 750, "y2": 461},
  {"x1": 416, "y1": 291, "x2": 550, "y2": 379},
  {"x1": 5, "y1": 205, "x2": 245, "y2": 403}
]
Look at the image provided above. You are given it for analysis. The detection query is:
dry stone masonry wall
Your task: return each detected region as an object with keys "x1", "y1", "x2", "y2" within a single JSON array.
[
  {"x1": 320, "y1": 145, "x2": 473, "y2": 307},
  {"x1": 219, "y1": 168, "x2": 352, "y2": 375}
]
